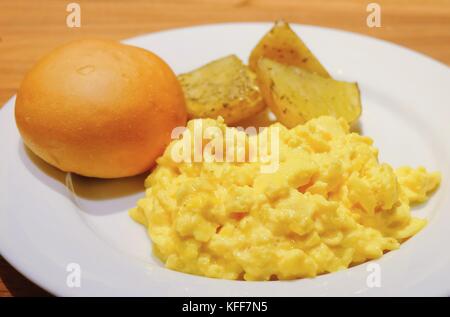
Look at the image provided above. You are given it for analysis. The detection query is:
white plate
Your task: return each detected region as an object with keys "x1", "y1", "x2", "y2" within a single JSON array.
[{"x1": 1, "y1": 23, "x2": 449, "y2": 297}]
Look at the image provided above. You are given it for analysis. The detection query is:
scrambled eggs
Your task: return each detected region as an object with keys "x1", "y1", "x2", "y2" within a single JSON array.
[{"x1": 130, "y1": 116, "x2": 440, "y2": 280}]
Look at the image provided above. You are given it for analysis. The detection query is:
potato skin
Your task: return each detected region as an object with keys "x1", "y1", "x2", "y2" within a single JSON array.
[
  {"x1": 249, "y1": 21, "x2": 330, "y2": 78},
  {"x1": 178, "y1": 55, "x2": 265, "y2": 125},
  {"x1": 256, "y1": 58, "x2": 361, "y2": 128},
  {"x1": 15, "y1": 39, "x2": 187, "y2": 178}
]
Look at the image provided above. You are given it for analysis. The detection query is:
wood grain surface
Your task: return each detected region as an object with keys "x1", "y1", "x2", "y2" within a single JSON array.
[{"x1": 0, "y1": 0, "x2": 449, "y2": 297}]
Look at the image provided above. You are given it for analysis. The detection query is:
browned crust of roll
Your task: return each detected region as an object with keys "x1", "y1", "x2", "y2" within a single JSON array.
[{"x1": 15, "y1": 39, "x2": 187, "y2": 178}]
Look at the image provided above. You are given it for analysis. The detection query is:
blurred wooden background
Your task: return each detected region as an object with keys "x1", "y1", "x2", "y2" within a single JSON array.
[{"x1": 0, "y1": 0, "x2": 449, "y2": 296}]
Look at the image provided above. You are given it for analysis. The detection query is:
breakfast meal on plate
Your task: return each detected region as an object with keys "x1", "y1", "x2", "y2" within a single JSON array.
[
  {"x1": 15, "y1": 39, "x2": 186, "y2": 178},
  {"x1": 13, "y1": 21, "x2": 441, "y2": 282}
]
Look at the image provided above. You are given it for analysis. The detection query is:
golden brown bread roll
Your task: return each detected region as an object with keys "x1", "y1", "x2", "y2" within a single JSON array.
[{"x1": 15, "y1": 39, "x2": 187, "y2": 178}]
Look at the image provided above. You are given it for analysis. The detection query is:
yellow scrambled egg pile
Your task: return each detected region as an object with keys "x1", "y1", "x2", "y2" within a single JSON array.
[{"x1": 130, "y1": 116, "x2": 440, "y2": 281}]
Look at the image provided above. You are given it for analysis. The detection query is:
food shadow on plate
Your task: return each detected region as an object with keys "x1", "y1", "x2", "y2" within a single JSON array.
[
  {"x1": 19, "y1": 142, "x2": 147, "y2": 215},
  {"x1": 350, "y1": 120, "x2": 363, "y2": 134}
]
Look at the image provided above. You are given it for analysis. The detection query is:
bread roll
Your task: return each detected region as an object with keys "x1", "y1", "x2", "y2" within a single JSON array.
[{"x1": 15, "y1": 39, "x2": 187, "y2": 178}]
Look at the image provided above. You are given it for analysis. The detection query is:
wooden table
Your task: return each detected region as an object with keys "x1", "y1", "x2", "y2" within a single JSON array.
[{"x1": 1, "y1": 0, "x2": 449, "y2": 297}]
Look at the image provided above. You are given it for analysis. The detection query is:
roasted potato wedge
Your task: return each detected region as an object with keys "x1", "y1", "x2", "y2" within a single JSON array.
[
  {"x1": 178, "y1": 55, "x2": 265, "y2": 125},
  {"x1": 249, "y1": 21, "x2": 330, "y2": 78},
  {"x1": 256, "y1": 58, "x2": 361, "y2": 128}
]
